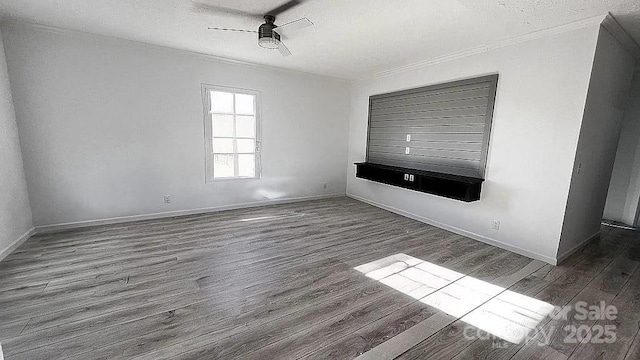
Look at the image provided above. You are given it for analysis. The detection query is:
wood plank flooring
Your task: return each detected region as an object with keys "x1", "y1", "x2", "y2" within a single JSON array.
[{"x1": 0, "y1": 197, "x2": 638, "y2": 359}]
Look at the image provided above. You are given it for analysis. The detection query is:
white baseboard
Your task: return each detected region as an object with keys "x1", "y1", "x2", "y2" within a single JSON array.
[
  {"x1": 347, "y1": 193, "x2": 558, "y2": 265},
  {"x1": 0, "y1": 227, "x2": 36, "y2": 262},
  {"x1": 35, "y1": 194, "x2": 346, "y2": 234},
  {"x1": 555, "y1": 231, "x2": 600, "y2": 265}
]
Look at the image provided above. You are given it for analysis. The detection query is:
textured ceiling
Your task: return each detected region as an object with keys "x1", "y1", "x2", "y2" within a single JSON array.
[{"x1": 0, "y1": 0, "x2": 639, "y2": 79}]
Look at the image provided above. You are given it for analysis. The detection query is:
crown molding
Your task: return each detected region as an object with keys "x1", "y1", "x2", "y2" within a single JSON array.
[
  {"x1": 2, "y1": 14, "x2": 629, "y2": 82},
  {"x1": 601, "y1": 13, "x2": 640, "y2": 59},
  {"x1": 0, "y1": 20, "x2": 350, "y2": 82},
  {"x1": 356, "y1": 14, "x2": 608, "y2": 82}
]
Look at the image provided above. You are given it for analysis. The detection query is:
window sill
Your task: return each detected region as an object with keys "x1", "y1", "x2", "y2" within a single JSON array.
[{"x1": 206, "y1": 176, "x2": 262, "y2": 184}]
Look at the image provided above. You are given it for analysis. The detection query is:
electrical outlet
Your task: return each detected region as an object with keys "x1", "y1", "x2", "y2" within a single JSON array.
[
  {"x1": 323, "y1": 183, "x2": 328, "y2": 190},
  {"x1": 492, "y1": 220, "x2": 501, "y2": 230},
  {"x1": 163, "y1": 195, "x2": 171, "y2": 204}
]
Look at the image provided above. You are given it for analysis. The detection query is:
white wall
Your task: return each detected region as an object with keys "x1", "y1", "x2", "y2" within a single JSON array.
[
  {"x1": 604, "y1": 71, "x2": 640, "y2": 226},
  {"x1": 0, "y1": 28, "x2": 33, "y2": 259},
  {"x1": 347, "y1": 25, "x2": 601, "y2": 264},
  {"x1": 2, "y1": 24, "x2": 350, "y2": 228},
  {"x1": 558, "y1": 27, "x2": 636, "y2": 258}
]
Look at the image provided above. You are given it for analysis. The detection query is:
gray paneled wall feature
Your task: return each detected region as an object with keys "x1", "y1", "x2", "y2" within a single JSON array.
[{"x1": 366, "y1": 75, "x2": 499, "y2": 178}]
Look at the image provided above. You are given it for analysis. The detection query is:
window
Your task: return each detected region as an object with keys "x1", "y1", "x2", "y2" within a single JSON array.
[
  {"x1": 366, "y1": 74, "x2": 498, "y2": 178},
  {"x1": 203, "y1": 85, "x2": 261, "y2": 181}
]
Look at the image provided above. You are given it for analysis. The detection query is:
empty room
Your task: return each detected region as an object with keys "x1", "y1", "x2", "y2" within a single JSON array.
[{"x1": 2, "y1": 1, "x2": 640, "y2": 359}]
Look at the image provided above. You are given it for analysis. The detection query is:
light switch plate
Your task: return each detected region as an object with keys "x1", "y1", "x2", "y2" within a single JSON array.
[{"x1": 405, "y1": 147, "x2": 410, "y2": 154}]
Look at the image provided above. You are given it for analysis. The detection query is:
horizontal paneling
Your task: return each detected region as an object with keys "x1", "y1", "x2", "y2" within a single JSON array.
[
  {"x1": 370, "y1": 98, "x2": 489, "y2": 116},
  {"x1": 370, "y1": 115, "x2": 487, "y2": 126},
  {"x1": 369, "y1": 132, "x2": 484, "y2": 143},
  {"x1": 366, "y1": 75, "x2": 498, "y2": 178},
  {"x1": 369, "y1": 152, "x2": 480, "y2": 169},
  {"x1": 368, "y1": 139, "x2": 483, "y2": 152},
  {"x1": 369, "y1": 145, "x2": 480, "y2": 159},
  {"x1": 371, "y1": 84, "x2": 491, "y2": 107},
  {"x1": 371, "y1": 107, "x2": 487, "y2": 120},
  {"x1": 369, "y1": 124, "x2": 486, "y2": 134}
]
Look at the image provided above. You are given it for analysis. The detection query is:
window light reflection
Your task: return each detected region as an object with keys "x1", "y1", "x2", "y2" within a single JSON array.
[{"x1": 354, "y1": 254, "x2": 555, "y2": 344}]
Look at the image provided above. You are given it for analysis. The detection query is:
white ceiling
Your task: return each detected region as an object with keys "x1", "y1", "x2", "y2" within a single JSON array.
[{"x1": 0, "y1": 0, "x2": 639, "y2": 79}]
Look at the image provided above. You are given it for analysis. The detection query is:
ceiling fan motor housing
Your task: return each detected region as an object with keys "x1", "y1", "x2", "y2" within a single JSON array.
[{"x1": 258, "y1": 15, "x2": 281, "y2": 49}]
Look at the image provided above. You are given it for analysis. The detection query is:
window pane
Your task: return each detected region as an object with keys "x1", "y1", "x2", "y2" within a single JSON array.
[
  {"x1": 235, "y1": 94, "x2": 255, "y2": 115},
  {"x1": 211, "y1": 91, "x2": 234, "y2": 113},
  {"x1": 238, "y1": 154, "x2": 255, "y2": 177},
  {"x1": 213, "y1": 138, "x2": 234, "y2": 153},
  {"x1": 237, "y1": 139, "x2": 255, "y2": 153},
  {"x1": 213, "y1": 154, "x2": 235, "y2": 178},
  {"x1": 236, "y1": 115, "x2": 256, "y2": 138},
  {"x1": 212, "y1": 115, "x2": 234, "y2": 137}
]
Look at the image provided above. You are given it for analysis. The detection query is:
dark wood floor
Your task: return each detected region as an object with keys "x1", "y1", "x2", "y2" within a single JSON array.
[{"x1": 0, "y1": 197, "x2": 639, "y2": 359}]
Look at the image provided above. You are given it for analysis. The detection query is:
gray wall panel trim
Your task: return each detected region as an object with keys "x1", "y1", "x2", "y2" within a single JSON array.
[
  {"x1": 369, "y1": 148, "x2": 482, "y2": 160},
  {"x1": 365, "y1": 74, "x2": 498, "y2": 178},
  {"x1": 370, "y1": 97, "x2": 489, "y2": 112},
  {"x1": 479, "y1": 75, "x2": 499, "y2": 174},
  {"x1": 369, "y1": 153, "x2": 481, "y2": 167},
  {"x1": 369, "y1": 124, "x2": 486, "y2": 131},
  {"x1": 372, "y1": 84, "x2": 490, "y2": 104},
  {"x1": 368, "y1": 140, "x2": 483, "y2": 151},
  {"x1": 370, "y1": 115, "x2": 487, "y2": 126},
  {"x1": 369, "y1": 157, "x2": 481, "y2": 167},
  {"x1": 370, "y1": 89, "x2": 490, "y2": 108},
  {"x1": 371, "y1": 112, "x2": 487, "y2": 122},
  {"x1": 369, "y1": 133, "x2": 484, "y2": 142},
  {"x1": 369, "y1": 145, "x2": 482, "y2": 154},
  {"x1": 371, "y1": 107, "x2": 487, "y2": 118},
  {"x1": 369, "y1": 75, "x2": 498, "y2": 100}
]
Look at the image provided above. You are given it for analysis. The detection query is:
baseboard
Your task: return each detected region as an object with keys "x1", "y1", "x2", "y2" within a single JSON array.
[
  {"x1": 347, "y1": 193, "x2": 558, "y2": 265},
  {"x1": 35, "y1": 194, "x2": 346, "y2": 234},
  {"x1": 555, "y1": 231, "x2": 601, "y2": 265},
  {"x1": 0, "y1": 227, "x2": 36, "y2": 262}
]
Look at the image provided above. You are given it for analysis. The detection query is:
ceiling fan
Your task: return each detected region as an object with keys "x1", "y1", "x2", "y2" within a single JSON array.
[{"x1": 203, "y1": 0, "x2": 313, "y2": 57}]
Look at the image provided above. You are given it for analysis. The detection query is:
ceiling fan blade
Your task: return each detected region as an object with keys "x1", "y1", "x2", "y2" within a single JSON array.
[
  {"x1": 278, "y1": 41, "x2": 292, "y2": 57},
  {"x1": 208, "y1": 27, "x2": 257, "y2": 33},
  {"x1": 193, "y1": 2, "x2": 262, "y2": 20},
  {"x1": 266, "y1": 0, "x2": 304, "y2": 16},
  {"x1": 273, "y1": 17, "x2": 313, "y2": 37}
]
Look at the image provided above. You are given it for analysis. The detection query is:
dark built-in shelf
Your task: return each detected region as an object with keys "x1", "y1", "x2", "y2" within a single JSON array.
[{"x1": 355, "y1": 162, "x2": 484, "y2": 202}]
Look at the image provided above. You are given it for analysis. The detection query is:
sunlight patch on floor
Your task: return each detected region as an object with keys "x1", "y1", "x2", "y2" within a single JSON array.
[{"x1": 354, "y1": 254, "x2": 555, "y2": 344}]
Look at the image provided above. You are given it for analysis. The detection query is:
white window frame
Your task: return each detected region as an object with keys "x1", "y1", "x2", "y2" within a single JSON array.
[{"x1": 202, "y1": 84, "x2": 262, "y2": 182}]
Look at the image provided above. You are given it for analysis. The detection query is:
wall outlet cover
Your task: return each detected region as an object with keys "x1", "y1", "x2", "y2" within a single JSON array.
[{"x1": 492, "y1": 220, "x2": 501, "y2": 230}]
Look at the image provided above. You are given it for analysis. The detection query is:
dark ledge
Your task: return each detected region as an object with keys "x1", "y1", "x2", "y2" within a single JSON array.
[{"x1": 355, "y1": 162, "x2": 484, "y2": 202}]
